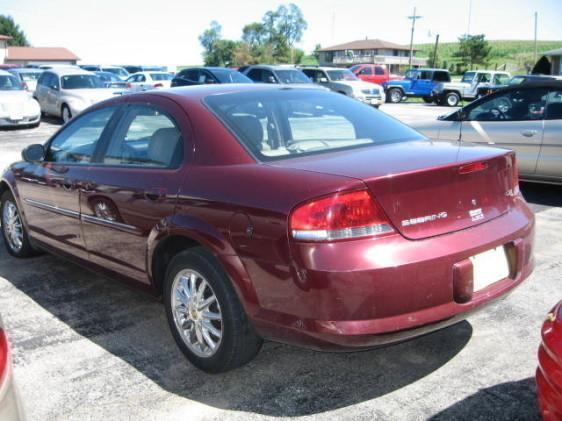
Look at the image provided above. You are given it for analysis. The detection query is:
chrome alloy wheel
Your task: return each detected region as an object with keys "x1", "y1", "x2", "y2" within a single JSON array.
[
  {"x1": 2, "y1": 200, "x2": 23, "y2": 252},
  {"x1": 171, "y1": 269, "x2": 223, "y2": 358}
]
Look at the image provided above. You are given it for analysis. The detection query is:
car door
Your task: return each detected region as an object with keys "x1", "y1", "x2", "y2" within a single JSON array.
[
  {"x1": 45, "y1": 73, "x2": 60, "y2": 114},
  {"x1": 15, "y1": 105, "x2": 119, "y2": 259},
  {"x1": 357, "y1": 66, "x2": 375, "y2": 83},
  {"x1": 536, "y1": 89, "x2": 562, "y2": 180},
  {"x1": 413, "y1": 70, "x2": 432, "y2": 96},
  {"x1": 245, "y1": 68, "x2": 262, "y2": 83},
  {"x1": 453, "y1": 88, "x2": 548, "y2": 176},
  {"x1": 78, "y1": 97, "x2": 190, "y2": 284}
]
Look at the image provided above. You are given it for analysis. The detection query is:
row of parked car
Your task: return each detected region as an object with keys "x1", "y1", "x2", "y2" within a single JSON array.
[{"x1": 1, "y1": 61, "x2": 561, "y2": 130}]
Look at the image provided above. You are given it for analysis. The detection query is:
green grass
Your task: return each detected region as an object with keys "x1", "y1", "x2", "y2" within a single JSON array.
[{"x1": 414, "y1": 40, "x2": 562, "y2": 74}]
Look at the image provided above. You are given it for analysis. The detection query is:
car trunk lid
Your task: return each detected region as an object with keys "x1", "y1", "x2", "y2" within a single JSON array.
[{"x1": 271, "y1": 140, "x2": 517, "y2": 240}]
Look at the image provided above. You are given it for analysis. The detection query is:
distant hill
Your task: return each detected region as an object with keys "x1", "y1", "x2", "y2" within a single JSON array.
[{"x1": 414, "y1": 40, "x2": 562, "y2": 74}]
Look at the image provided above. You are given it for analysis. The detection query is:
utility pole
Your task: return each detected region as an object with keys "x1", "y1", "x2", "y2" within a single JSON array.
[
  {"x1": 408, "y1": 7, "x2": 422, "y2": 68},
  {"x1": 467, "y1": 0, "x2": 472, "y2": 35},
  {"x1": 533, "y1": 11, "x2": 538, "y2": 65},
  {"x1": 432, "y1": 34, "x2": 440, "y2": 67}
]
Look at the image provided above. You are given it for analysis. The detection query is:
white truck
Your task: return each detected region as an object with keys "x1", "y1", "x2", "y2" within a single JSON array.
[{"x1": 431, "y1": 70, "x2": 511, "y2": 106}]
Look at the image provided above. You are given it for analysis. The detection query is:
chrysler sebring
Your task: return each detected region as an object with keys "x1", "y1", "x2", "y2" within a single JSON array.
[{"x1": 0, "y1": 84, "x2": 534, "y2": 372}]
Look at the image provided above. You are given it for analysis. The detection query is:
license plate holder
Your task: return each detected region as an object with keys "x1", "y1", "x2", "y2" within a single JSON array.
[{"x1": 469, "y1": 246, "x2": 510, "y2": 291}]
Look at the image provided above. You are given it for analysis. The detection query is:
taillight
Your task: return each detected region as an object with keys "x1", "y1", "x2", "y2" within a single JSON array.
[
  {"x1": 0, "y1": 329, "x2": 8, "y2": 384},
  {"x1": 153, "y1": 83, "x2": 163, "y2": 88},
  {"x1": 290, "y1": 190, "x2": 394, "y2": 241},
  {"x1": 126, "y1": 83, "x2": 132, "y2": 89},
  {"x1": 511, "y1": 154, "x2": 519, "y2": 193},
  {"x1": 459, "y1": 161, "x2": 488, "y2": 174}
]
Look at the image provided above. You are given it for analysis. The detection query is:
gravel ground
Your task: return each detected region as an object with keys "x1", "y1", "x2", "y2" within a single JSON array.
[{"x1": 0, "y1": 102, "x2": 560, "y2": 420}]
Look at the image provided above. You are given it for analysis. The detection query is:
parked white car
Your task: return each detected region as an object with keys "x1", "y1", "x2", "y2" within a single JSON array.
[
  {"x1": 35, "y1": 68, "x2": 120, "y2": 123},
  {"x1": 7, "y1": 69, "x2": 43, "y2": 94},
  {"x1": 125, "y1": 72, "x2": 173, "y2": 93},
  {"x1": 301, "y1": 67, "x2": 385, "y2": 107},
  {"x1": 0, "y1": 70, "x2": 40, "y2": 128}
]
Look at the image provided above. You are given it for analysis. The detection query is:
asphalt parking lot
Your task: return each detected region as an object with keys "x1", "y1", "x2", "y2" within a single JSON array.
[{"x1": 1, "y1": 102, "x2": 561, "y2": 420}]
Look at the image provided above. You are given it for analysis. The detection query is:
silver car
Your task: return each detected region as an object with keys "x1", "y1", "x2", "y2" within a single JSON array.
[
  {"x1": 301, "y1": 67, "x2": 384, "y2": 107},
  {"x1": 410, "y1": 81, "x2": 562, "y2": 184},
  {"x1": 0, "y1": 317, "x2": 25, "y2": 420},
  {"x1": 34, "y1": 68, "x2": 120, "y2": 123},
  {"x1": 6, "y1": 69, "x2": 43, "y2": 94}
]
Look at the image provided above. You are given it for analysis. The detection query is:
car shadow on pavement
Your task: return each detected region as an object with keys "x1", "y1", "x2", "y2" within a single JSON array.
[
  {"x1": 429, "y1": 378, "x2": 538, "y2": 421},
  {"x1": 520, "y1": 182, "x2": 562, "y2": 211},
  {"x1": 0, "y1": 249, "x2": 473, "y2": 417}
]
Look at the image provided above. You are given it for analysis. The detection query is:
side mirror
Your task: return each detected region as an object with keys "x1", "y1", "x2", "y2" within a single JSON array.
[
  {"x1": 22, "y1": 144, "x2": 45, "y2": 162},
  {"x1": 319, "y1": 77, "x2": 329, "y2": 83}
]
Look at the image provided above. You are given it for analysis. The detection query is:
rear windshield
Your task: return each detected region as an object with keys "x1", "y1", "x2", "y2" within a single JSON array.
[
  {"x1": 204, "y1": 89, "x2": 425, "y2": 161},
  {"x1": 213, "y1": 69, "x2": 252, "y2": 83},
  {"x1": 275, "y1": 69, "x2": 311, "y2": 84},
  {"x1": 18, "y1": 72, "x2": 42, "y2": 82},
  {"x1": 150, "y1": 73, "x2": 173, "y2": 81},
  {"x1": 61, "y1": 75, "x2": 105, "y2": 89},
  {"x1": 0, "y1": 75, "x2": 23, "y2": 90}
]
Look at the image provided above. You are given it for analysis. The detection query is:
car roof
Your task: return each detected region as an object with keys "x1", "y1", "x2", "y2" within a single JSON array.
[
  {"x1": 409, "y1": 68, "x2": 448, "y2": 72},
  {"x1": 495, "y1": 80, "x2": 562, "y2": 93},
  {"x1": 301, "y1": 66, "x2": 343, "y2": 71},
  {"x1": 45, "y1": 67, "x2": 92, "y2": 76},
  {"x1": 246, "y1": 65, "x2": 299, "y2": 71},
  {"x1": 8, "y1": 68, "x2": 43, "y2": 74}
]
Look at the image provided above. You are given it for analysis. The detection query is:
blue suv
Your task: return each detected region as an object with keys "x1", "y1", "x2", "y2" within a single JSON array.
[{"x1": 383, "y1": 68, "x2": 451, "y2": 103}]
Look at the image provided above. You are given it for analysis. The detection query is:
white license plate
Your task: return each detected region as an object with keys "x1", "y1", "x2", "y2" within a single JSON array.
[
  {"x1": 469, "y1": 246, "x2": 510, "y2": 291},
  {"x1": 10, "y1": 113, "x2": 23, "y2": 121}
]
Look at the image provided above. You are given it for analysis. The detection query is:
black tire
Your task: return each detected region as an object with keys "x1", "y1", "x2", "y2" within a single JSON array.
[
  {"x1": 61, "y1": 104, "x2": 72, "y2": 123},
  {"x1": 444, "y1": 92, "x2": 461, "y2": 107},
  {"x1": 387, "y1": 88, "x2": 403, "y2": 103},
  {"x1": 422, "y1": 96, "x2": 434, "y2": 104},
  {"x1": 164, "y1": 247, "x2": 263, "y2": 373},
  {"x1": 1, "y1": 191, "x2": 37, "y2": 258}
]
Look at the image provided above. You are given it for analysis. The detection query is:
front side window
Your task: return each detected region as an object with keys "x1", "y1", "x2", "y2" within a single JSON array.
[
  {"x1": 150, "y1": 73, "x2": 172, "y2": 81},
  {"x1": 204, "y1": 90, "x2": 425, "y2": 161},
  {"x1": 405, "y1": 70, "x2": 419, "y2": 79},
  {"x1": 467, "y1": 88, "x2": 549, "y2": 122},
  {"x1": 359, "y1": 67, "x2": 373, "y2": 75},
  {"x1": 478, "y1": 73, "x2": 492, "y2": 83},
  {"x1": 61, "y1": 74, "x2": 104, "y2": 89},
  {"x1": 374, "y1": 66, "x2": 385, "y2": 75},
  {"x1": 46, "y1": 107, "x2": 115, "y2": 164},
  {"x1": 246, "y1": 68, "x2": 263, "y2": 82},
  {"x1": 102, "y1": 105, "x2": 183, "y2": 168},
  {"x1": 213, "y1": 69, "x2": 252, "y2": 83},
  {"x1": 419, "y1": 71, "x2": 432, "y2": 80},
  {"x1": 275, "y1": 70, "x2": 310, "y2": 84},
  {"x1": 461, "y1": 72, "x2": 476, "y2": 83}
]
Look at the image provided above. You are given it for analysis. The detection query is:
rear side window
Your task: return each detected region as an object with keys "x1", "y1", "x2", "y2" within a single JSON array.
[
  {"x1": 246, "y1": 68, "x2": 263, "y2": 82},
  {"x1": 374, "y1": 66, "x2": 385, "y2": 75},
  {"x1": 204, "y1": 90, "x2": 425, "y2": 161},
  {"x1": 359, "y1": 67, "x2": 372, "y2": 75},
  {"x1": 46, "y1": 107, "x2": 115, "y2": 164},
  {"x1": 546, "y1": 90, "x2": 562, "y2": 120},
  {"x1": 101, "y1": 105, "x2": 183, "y2": 168},
  {"x1": 433, "y1": 71, "x2": 450, "y2": 82}
]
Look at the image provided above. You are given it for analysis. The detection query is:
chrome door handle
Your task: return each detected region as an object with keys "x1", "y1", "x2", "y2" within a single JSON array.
[{"x1": 521, "y1": 129, "x2": 538, "y2": 137}]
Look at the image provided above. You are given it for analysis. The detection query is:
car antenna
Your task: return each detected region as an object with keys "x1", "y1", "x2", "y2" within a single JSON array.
[{"x1": 458, "y1": 108, "x2": 464, "y2": 142}]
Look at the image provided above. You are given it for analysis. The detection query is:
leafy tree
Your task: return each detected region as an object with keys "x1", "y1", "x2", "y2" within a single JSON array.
[
  {"x1": 453, "y1": 34, "x2": 491, "y2": 69},
  {"x1": 0, "y1": 15, "x2": 29, "y2": 46},
  {"x1": 312, "y1": 44, "x2": 322, "y2": 61},
  {"x1": 199, "y1": 21, "x2": 238, "y2": 66}
]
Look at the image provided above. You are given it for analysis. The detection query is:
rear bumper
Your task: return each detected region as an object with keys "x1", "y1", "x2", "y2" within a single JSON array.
[{"x1": 251, "y1": 196, "x2": 535, "y2": 350}]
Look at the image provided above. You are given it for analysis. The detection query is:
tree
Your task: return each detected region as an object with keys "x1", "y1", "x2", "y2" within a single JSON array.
[
  {"x1": 0, "y1": 15, "x2": 29, "y2": 46},
  {"x1": 312, "y1": 44, "x2": 322, "y2": 61},
  {"x1": 199, "y1": 21, "x2": 238, "y2": 66},
  {"x1": 275, "y1": 4, "x2": 307, "y2": 62},
  {"x1": 453, "y1": 34, "x2": 491, "y2": 69}
]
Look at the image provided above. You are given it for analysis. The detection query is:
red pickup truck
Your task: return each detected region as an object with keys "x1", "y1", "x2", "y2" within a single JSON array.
[{"x1": 350, "y1": 64, "x2": 402, "y2": 85}]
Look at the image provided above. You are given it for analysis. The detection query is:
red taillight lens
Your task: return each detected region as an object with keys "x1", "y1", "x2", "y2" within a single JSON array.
[
  {"x1": 511, "y1": 154, "x2": 519, "y2": 191},
  {"x1": 0, "y1": 329, "x2": 8, "y2": 384},
  {"x1": 126, "y1": 83, "x2": 132, "y2": 89},
  {"x1": 459, "y1": 161, "x2": 488, "y2": 174},
  {"x1": 154, "y1": 83, "x2": 163, "y2": 88},
  {"x1": 290, "y1": 190, "x2": 394, "y2": 241}
]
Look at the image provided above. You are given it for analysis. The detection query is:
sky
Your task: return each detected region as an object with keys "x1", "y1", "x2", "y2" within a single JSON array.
[{"x1": 1, "y1": 0, "x2": 561, "y2": 69}]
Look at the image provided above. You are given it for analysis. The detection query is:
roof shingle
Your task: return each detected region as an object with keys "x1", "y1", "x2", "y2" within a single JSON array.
[
  {"x1": 318, "y1": 39, "x2": 413, "y2": 52},
  {"x1": 6, "y1": 47, "x2": 80, "y2": 61}
]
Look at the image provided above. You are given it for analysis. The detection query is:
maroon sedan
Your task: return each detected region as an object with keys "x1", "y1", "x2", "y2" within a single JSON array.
[
  {"x1": 537, "y1": 301, "x2": 562, "y2": 419},
  {"x1": 1, "y1": 85, "x2": 534, "y2": 372}
]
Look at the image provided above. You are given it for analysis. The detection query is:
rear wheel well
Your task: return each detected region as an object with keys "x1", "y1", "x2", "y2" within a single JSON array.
[{"x1": 151, "y1": 235, "x2": 202, "y2": 294}]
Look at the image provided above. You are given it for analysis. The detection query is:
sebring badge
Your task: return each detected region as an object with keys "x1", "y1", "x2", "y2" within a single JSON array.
[{"x1": 402, "y1": 212, "x2": 448, "y2": 227}]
